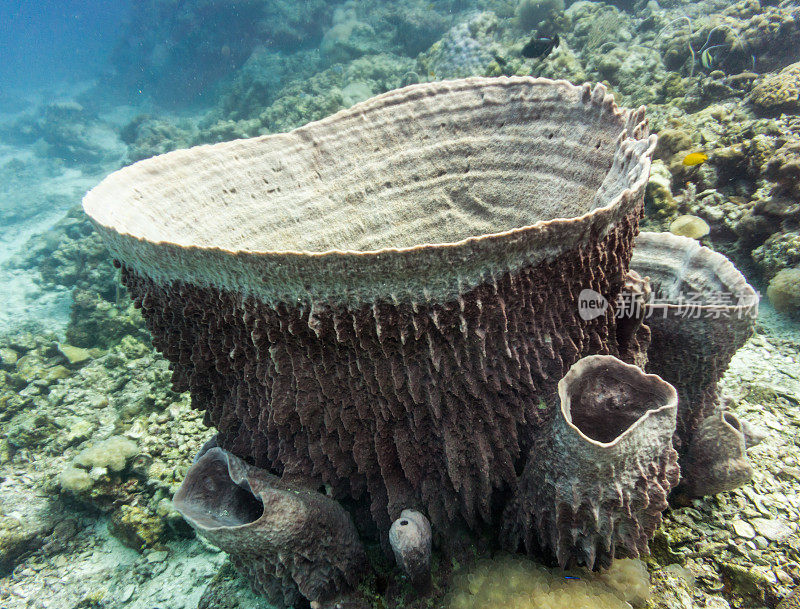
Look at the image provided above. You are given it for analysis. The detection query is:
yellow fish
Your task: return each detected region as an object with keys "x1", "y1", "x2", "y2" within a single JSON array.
[{"x1": 682, "y1": 152, "x2": 708, "y2": 166}]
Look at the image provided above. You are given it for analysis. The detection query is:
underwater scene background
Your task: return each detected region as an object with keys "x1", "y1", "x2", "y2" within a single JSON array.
[{"x1": 1, "y1": 1, "x2": 800, "y2": 608}]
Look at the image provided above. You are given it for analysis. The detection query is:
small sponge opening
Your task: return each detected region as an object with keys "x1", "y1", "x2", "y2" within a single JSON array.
[
  {"x1": 565, "y1": 362, "x2": 672, "y2": 444},
  {"x1": 174, "y1": 452, "x2": 264, "y2": 529}
]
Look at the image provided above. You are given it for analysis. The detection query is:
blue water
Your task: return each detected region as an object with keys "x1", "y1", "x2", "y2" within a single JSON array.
[{"x1": 0, "y1": 0, "x2": 131, "y2": 92}]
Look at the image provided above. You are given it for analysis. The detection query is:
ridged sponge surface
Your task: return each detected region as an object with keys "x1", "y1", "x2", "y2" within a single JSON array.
[
  {"x1": 630, "y1": 232, "x2": 757, "y2": 450},
  {"x1": 84, "y1": 77, "x2": 656, "y2": 540}
]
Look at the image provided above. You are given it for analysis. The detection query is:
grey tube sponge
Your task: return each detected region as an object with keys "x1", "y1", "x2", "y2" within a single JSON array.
[
  {"x1": 173, "y1": 447, "x2": 367, "y2": 608},
  {"x1": 389, "y1": 510, "x2": 432, "y2": 593},
  {"x1": 681, "y1": 411, "x2": 754, "y2": 497},
  {"x1": 502, "y1": 355, "x2": 679, "y2": 570}
]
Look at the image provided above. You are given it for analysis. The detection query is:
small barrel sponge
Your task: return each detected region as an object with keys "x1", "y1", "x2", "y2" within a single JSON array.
[
  {"x1": 630, "y1": 232, "x2": 758, "y2": 452},
  {"x1": 173, "y1": 447, "x2": 367, "y2": 608},
  {"x1": 502, "y1": 355, "x2": 679, "y2": 570},
  {"x1": 681, "y1": 411, "x2": 754, "y2": 497},
  {"x1": 83, "y1": 77, "x2": 656, "y2": 539},
  {"x1": 389, "y1": 510, "x2": 432, "y2": 592}
]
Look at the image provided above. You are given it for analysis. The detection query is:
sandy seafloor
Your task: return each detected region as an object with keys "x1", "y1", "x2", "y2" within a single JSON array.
[{"x1": 1, "y1": 0, "x2": 800, "y2": 607}]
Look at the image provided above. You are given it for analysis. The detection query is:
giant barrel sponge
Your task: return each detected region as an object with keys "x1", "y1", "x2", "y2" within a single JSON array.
[{"x1": 82, "y1": 77, "x2": 753, "y2": 602}]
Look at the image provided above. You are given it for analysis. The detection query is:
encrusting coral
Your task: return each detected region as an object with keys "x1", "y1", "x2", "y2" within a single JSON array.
[
  {"x1": 82, "y1": 76, "x2": 759, "y2": 602},
  {"x1": 446, "y1": 554, "x2": 649, "y2": 609}
]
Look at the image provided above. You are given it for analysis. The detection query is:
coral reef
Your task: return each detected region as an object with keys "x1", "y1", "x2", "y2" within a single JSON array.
[
  {"x1": 198, "y1": 53, "x2": 415, "y2": 143},
  {"x1": 0, "y1": 101, "x2": 124, "y2": 167},
  {"x1": 119, "y1": 115, "x2": 196, "y2": 164},
  {"x1": 4, "y1": 1, "x2": 800, "y2": 606}
]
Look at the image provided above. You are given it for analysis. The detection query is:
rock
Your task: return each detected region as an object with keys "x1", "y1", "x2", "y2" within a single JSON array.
[
  {"x1": 107, "y1": 505, "x2": 166, "y2": 551},
  {"x1": 643, "y1": 568, "x2": 695, "y2": 609},
  {"x1": 778, "y1": 587, "x2": 800, "y2": 609},
  {"x1": 0, "y1": 515, "x2": 50, "y2": 575},
  {"x1": 45, "y1": 365, "x2": 72, "y2": 382},
  {"x1": 0, "y1": 347, "x2": 19, "y2": 368},
  {"x1": 750, "y1": 517, "x2": 792, "y2": 543},
  {"x1": 197, "y1": 561, "x2": 273, "y2": 609},
  {"x1": 719, "y1": 562, "x2": 774, "y2": 605},
  {"x1": 755, "y1": 230, "x2": 800, "y2": 281},
  {"x1": 57, "y1": 343, "x2": 92, "y2": 366},
  {"x1": 146, "y1": 550, "x2": 168, "y2": 563},
  {"x1": 120, "y1": 584, "x2": 136, "y2": 603},
  {"x1": 732, "y1": 519, "x2": 756, "y2": 539}
]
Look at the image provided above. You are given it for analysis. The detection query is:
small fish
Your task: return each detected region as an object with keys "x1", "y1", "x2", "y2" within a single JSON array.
[
  {"x1": 700, "y1": 47, "x2": 714, "y2": 69},
  {"x1": 429, "y1": 70, "x2": 436, "y2": 78},
  {"x1": 682, "y1": 152, "x2": 708, "y2": 166},
  {"x1": 521, "y1": 33, "x2": 559, "y2": 59}
]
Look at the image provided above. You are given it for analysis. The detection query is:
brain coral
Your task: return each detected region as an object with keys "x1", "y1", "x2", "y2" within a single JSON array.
[
  {"x1": 82, "y1": 76, "x2": 757, "y2": 600},
  {"x1": 446, "y1": 554, "x2": 647, "y2": 609},
  {"x1": 767, "y1": 267, "x2": 800, "y2": 315},
  {"x1": 751, "y1": 62, "x2": 800, "y2": 115}
]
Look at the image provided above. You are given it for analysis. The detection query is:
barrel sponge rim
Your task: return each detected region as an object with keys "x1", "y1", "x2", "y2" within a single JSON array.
[
  {"x1": 85, "y1": 76, "x2": 654, "y2": 259},
  {"x1": 83, "y1": 77, "x2": 656, "y2": 303},
  {"x1": 633, "y1": 232, "x2": 759, "y2": 314},
  {"x1": 557, "y1": 354, "x2": 678, "y2": 449}
]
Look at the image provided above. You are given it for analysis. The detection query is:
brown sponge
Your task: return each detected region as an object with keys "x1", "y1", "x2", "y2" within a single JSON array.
[
  {"x1": 173, "y1": 446, "x2": 367, "y2": 607},
  {"x1": 84, "y1": 77, "x2": 657, "y2": 541},
  {"x1": 630, "y1": 231, "x2": 758, "y2": 451},
  {"x1": 502, "y1": 355, "x2": 679, "y2": 570}
]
